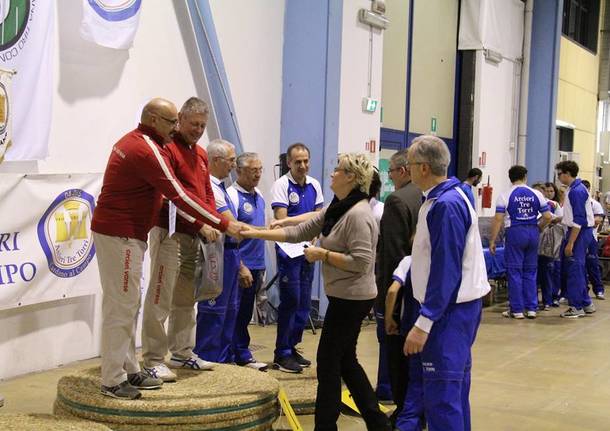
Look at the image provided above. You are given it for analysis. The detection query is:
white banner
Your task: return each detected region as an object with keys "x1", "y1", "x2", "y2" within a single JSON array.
[
  {"x1": 81, "y1": 0, "x2": 143, "y2": 50},
  {"x1": 0, "y1": 173, "x2": 103, "y2": 310},
  {"x1": 458, "y1": 0, "x2": 525, "y2": 61},
  {"x1": 0, "y1": 0, "x2": 54, "y2": 161},
  {"x1": 0, "y1": 68, "x2": 13, "y2": 163}
]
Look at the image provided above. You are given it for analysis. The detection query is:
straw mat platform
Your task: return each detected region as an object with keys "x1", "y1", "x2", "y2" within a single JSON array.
[
  {"x1": 268, "y1": 366, "x2": 316, "y2": 415},
  {"x1": 0, "y1": 413, "x2": 112, "y2": 431},
  {"x1": 54, "y1": 364, "x2": 279, "y2": 430}
]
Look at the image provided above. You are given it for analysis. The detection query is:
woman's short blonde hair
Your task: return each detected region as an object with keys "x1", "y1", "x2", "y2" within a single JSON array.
[{"x1": 338, "y1": 153, "x2": 374, "y2": 194}]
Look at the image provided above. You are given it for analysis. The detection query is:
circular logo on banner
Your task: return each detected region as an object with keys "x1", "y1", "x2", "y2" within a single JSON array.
[
  {"x1": 0, "y1": 0, "x2": 30, "y2": 51},
  {"x1": 37, "y1": 189, "x2": 97, "y2": 278},
  {"x1": 87, "y1": 0, "x2": 142, "y2": 21},
  {"x1": 288, "y1": 192, "x2": 300, "y2": 205},
  {"x1": 0, "y1": 82, "x2": 10, "y2": 135},
  {"x1": 243, "y1": 202, "x2": 253, "y2": 214}
]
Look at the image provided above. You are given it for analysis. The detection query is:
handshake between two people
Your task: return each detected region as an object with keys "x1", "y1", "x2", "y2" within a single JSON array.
[
  {"x1": 198, "y1": 215, "x2": 324, "y2": 263},
  {"x1": 199, "y1": 214, "x2": 301, "y2": 243},
  {"x1": 198, "y1": 220, "x2": 278, "y2": 243},
  {"x1": 198, "y1": 221, "x2": 247, "y2": 243}
]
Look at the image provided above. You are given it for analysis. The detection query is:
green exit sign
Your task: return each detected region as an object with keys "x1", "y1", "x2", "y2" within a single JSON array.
[
  {"x1": 431, "y1": 117, "x2": 437, "y2": 133},
  {"x1": 362, "y1": 97, "x2": 379, "y2": 113}
]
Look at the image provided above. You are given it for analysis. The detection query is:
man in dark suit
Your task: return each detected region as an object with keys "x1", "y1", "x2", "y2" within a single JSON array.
[{"x1": 375, "y1": 148, "x2": 422, "y2": 423}]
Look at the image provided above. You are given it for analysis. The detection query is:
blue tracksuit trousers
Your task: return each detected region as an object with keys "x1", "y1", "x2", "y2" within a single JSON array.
[
  {"x1": 561, "y1": 228, "x2": 594, "y2": 309},
  {"x1": 538, "y1": 255, "x2": 557, "y2": 306},
  {"x1": 396, "y1": 300, "x2": 481, "y2": 431},
  {"x1": 232, "y1": 269, "x2": 264, "y2": 364},
  {"x1": 374, "y1": 309, "x2": 393, "y2": 400},
  {"x1": 275, "y1": 248, "x2": 314, "y2": 358},
  {"x1": 395, "y1": 354, "x2": 424, "y2": 431},
  {"x1": 194, "y1": 246, "x2": 241, "y2": 363},
  {"x1": 505, "y1": 225, "x2": 539, "y2": 313},
  {"x1": 586, "y1": 236, "x2": 604, "y2": 295},
  {"x1": 553, "y1": 260, "x2": 562, "y2": 300}
]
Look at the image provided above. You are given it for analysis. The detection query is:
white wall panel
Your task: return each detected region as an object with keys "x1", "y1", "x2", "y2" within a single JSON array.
[
  {"x1": 338, "y1": 0, "x2": 384, "y2": 165},
  {"x1": 473, "y1": 51, "x2": 519, "y2": 216}
]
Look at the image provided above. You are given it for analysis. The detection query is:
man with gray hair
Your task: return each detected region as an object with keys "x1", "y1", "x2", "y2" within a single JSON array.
[
  {"x1": 194, "y1": 139, "x2": 253, "y2": 364},
  {"x1": 397, "y1": 135, "x2": 490, "y2": 431},
  {"x1": 142, "y1": 97, "x2": 223, "y2": 382},
  {"x1": 227, "y1": 152, "x2": 269, "y2": 371},
  {"x1": 375, "y1": 147, "x2": 422, "y2": 422}
]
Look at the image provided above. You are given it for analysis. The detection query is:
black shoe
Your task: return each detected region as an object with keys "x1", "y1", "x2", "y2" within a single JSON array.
[
  {"x1": 273, "y1": 355, "x2": 302, "y2": 373},
  {"x1": 292, "y1": 349, "x2": 311, "y2": 368}
]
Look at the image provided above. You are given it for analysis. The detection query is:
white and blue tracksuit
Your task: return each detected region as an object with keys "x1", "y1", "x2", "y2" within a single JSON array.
[
  {"x1": 271, "y1": 172, "x2": 323, "y2": 359},
  {"x1": 396, "y1": 177, "x2": 490, "y2": 431},
  {"x1": 194, "y1": 176, "x2": 241, "y2": 363},
  {"x1": 227, "y1": 183, "x2": 266, "y2": 364},
  {"x1": 561, "y1": 179, "x2": 595, "y2": 309},
  {"x1": 495, "y1": 184, "x2": 549, "y2": 313},
  {"x1": 586, "y1": 199, "x2": 604, "y2": 296}
]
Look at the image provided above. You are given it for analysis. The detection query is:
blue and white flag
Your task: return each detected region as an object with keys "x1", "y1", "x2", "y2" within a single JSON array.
[
  {"x1": 0, "y1": 0, "x2": 54, "y2": 161},
  {"x1": 80, "y1": 0, "x2": 142, "y2": 50}
]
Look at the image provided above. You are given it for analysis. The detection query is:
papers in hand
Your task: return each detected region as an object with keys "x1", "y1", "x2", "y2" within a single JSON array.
[{"x1": 275, "y1": 241, "x2": 310, "y2": 258}]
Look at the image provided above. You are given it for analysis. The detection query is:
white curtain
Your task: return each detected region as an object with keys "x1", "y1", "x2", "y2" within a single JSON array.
[{"x1": 458, "y1": 0, "x2": 525, "y2": 61}]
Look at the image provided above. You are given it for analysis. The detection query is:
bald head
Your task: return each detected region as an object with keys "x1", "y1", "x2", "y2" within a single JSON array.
[
  {"x1": 141, "y1": 98, "x2": 176, "y2": 123},
  {"x1": 140, "y1": 98, "x2": 178, "y2": 143}
]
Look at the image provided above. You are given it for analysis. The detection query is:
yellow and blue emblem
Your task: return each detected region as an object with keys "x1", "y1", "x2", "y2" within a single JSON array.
[{"x1": 37, "y1": 189, "x2": 96, "y2": 278}]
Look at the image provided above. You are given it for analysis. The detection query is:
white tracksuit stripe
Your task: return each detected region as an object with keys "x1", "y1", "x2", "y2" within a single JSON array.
[{"x1": 143, "y1": 135, "x2": 221, "y2": 226}]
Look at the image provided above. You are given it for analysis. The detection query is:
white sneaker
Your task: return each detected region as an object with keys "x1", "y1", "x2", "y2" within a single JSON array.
[
  {"x1": 525, "y1": 310, "x2": 537, "y2": 319},
  {"x1": 239, "y1": 359, "x2": 269, "y2": 372},
  {"x1": 502, "y1": 310, "x2": 524, "y2": 319},
  {"x1": 595, "y1": 292, "x2": 605, "y2": 300},
  {"x1": 168, "y1": 356, "x2": 215, "y2": 371},
  {"x1": 143, "y1": 363, "x2": 177, "y2": 383}
]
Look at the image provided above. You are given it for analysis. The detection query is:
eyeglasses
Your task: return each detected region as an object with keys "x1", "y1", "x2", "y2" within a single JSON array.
[
  {"x1": 387, "y1": 167, "x2": 402, "y2": 173},
  {"x1": 218, "y1": 156, "x2": 237, "y2": 163},
  {"x1": 333, "y1": 167, "x2": 349, "y2": 173},
  {"x1": 244, "y1": 167, "x2": 263, "y2": 173},
  {"x1": 154, "y1": 114, "x2": 178, "y2": 126}
]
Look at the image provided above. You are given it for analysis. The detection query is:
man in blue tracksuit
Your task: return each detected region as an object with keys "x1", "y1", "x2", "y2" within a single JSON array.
[
  {"x1": 582, "y1": 180, "x2": 605, "y2": 300},
  {"x1": 270, "y1": 143, "x2": 323, "y2": 373},
  {"x1": 489, "y1": 165, "x2": 551, "y2": 319},
  {"x1": 461, "y1": 167, "x2": 482, "y2": 208},
  {"x1": 556, "y1": 160, "x2": 596, "y2": 318},
  {"x1": 402, "y1": 135, "x2": 490, "y2": 431},
  {"x1": 228, "y1": 152, "x2": 268, "y2": 371},
  {"x1": 195, "y1": 139, "x2": 251, "y2": 362}
]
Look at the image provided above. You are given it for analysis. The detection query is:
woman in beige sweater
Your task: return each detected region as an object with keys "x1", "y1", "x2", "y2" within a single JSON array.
[{"x1": 241, "y1": 153, "x2": 391, "y2": 431}]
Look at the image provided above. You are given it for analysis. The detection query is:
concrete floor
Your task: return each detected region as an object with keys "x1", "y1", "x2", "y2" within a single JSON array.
[{"x1": 1, "y1": 298, "x2": 609, "y2": 430}]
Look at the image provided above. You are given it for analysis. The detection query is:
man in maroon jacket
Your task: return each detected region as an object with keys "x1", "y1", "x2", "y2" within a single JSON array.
[
  {"x1": 91, "y1": 98, "x2": 242, "y2": 400},
  {"x1": 141, "y1": 97, "x2": 220, "y2": 382}
]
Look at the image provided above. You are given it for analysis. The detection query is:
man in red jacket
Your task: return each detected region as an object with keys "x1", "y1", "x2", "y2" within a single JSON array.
[
  {"x1": 91, "y1": 98, "x2": 242, "y2": 400},
  {"x1": 141, "y1": 97, "x2": 220, "y2": 382}
]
